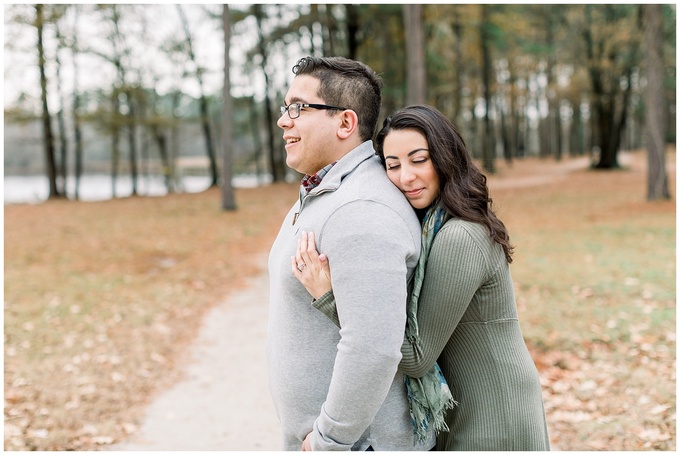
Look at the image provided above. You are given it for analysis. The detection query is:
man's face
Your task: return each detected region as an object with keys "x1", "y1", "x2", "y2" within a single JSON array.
[{"x1": 277, "y1": 75, "x2": 342, "y2": 176}]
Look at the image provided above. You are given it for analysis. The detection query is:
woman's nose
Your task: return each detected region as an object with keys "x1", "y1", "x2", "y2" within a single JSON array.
[{"x1": 400, "y1": 169, "x2": 416, "y2": 184}]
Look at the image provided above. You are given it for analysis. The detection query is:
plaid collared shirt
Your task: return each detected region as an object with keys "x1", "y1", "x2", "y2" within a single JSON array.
[{"x1": 301, "y1": 161, "x2": 337, "y2": 193}]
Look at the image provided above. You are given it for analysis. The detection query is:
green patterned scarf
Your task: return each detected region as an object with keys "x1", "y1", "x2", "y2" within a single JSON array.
[{"x1": 404, "y1": 205, "x2": 456, "y2": 442}]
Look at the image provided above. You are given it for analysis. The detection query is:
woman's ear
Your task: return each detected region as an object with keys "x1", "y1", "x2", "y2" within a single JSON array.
[{"x1": 337, "y1": 109, "x2": 359, "y2": 139}]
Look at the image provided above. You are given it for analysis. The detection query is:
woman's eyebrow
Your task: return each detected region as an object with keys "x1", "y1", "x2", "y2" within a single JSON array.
[{"x1": 384, "y1": 148, "x2": 429, "y2": 160}]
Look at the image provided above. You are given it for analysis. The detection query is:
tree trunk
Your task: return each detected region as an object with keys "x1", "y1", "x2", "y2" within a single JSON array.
[
  {"x1": 545, "y1": 24, "x2": 561, "y2": 160},
  {"x1": 111, "y1": 91, "x2": 121, "y2": 198},
  {"x1": 643, "y1": 4, "x2": 670, "y2": 200},
  {"x1": 249, "y1": 96, "x2": 264, "y2": 183},
  {"x1": 221, "y1": 5, "x2": 236, "y2": 210},
  {"x1": 451, "y1": 9, "x2": 463, "y2": 125},
  {"x1": 480, "y1": 5, "x2": 495, "y2": 173},
  {"x1": 403, "y1": 4, "x2": 426, "y2": 105},
  {"x1": 152, "y1": 123, "x2": 171, "y2": 192},
  {"x1": 345, "y1": 4, "x2": 359, "y2": 60},
  {"x1": 72, "y1": 6, "x2": 83, "y2": 200},
  {"x1": 583, "y1": 5, "x2": 638, "y2": 169},
  {"x1": 506, "y1": 60, "x2": 518, "y2": 161},
  {"x1": 177, "y1": 5, "x2": 219, "y2": 187},
  {"x1": 323, "y1": 5, "x2": 337, "y2": 57},
  {"x1": 254, "y1": 5, "x2": 284, "y2": 182},
  {"x1": 171, "y1": 91, "x2": 181, "y2": 190},
  {"x1": 54, "y1": 21, "x2": 69, "y2": 197},
  {"x1": 199, "y1": 95, "x2": 218, "y2": 186},
  {"x1": 127, "y1": 89, "x2": 139, "y2": 195},
  {"x1": 36, "y1": 4, "x2": 60, "y2": 199}
]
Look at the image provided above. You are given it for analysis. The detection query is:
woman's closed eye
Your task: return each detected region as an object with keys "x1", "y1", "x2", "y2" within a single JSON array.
[{"x1": 386, "y1": 158, "x2": 429, "y2": 171}]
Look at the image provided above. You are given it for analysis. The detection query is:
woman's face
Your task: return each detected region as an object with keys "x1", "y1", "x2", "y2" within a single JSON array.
[{"x1": 382, "y1": 129, "x2": 440, "y2": 210}]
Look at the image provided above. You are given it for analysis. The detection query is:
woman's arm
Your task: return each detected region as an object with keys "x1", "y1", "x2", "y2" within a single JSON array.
[
  {"x1": 399, "y1": 222, "x2": 489, "y2": 378},
  {"x1": 295, "y1": 222, "x2": 493, "y2": 379}
]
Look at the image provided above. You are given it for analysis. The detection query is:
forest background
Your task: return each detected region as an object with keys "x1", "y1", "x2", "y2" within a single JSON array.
[
  {"x1": 4, "y1": 3, "x2": 676, "y2": 204},
  {"x1": 3, "y1": 2, "x2": 677, "y2": 452}
]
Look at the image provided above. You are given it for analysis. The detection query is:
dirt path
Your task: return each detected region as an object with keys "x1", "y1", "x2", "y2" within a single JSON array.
[
  {"x1": 112, "y1": 254, "x2": 282, "y2": 451},
  {"x1": 110, "y1": 153, "x2": 597, "y2": 451}
]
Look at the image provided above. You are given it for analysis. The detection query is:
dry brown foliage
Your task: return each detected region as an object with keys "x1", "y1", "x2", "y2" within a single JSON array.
[
  {"x1": 4, "y1": 149, "x2": 676, "y2": 450},
  {"x1": 5, "y1": 183, "x2": 298, "y2": 450}
]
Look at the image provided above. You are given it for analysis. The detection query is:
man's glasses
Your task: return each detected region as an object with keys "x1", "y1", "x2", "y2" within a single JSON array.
[{"x1": 279, "y1": 103, "x2": 347, "y2": 119}]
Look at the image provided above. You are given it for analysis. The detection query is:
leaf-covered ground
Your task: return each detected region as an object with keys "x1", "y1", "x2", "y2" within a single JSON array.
[{"x1": 4, "y1": 149, "x2": 675, "y2": 450}]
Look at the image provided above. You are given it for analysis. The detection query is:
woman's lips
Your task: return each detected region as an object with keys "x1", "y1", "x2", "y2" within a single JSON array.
[{"x1": 404, "y1": 188, "x2": 423, "y2": 197}]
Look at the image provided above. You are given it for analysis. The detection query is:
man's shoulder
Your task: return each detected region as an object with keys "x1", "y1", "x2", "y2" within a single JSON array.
[{"x1": 340, "y1": 155, "x2": 407, "y2": 203}]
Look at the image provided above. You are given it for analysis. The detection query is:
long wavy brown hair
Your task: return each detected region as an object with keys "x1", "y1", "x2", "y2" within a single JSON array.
[{"x1": 375, "y1": 105, "x2": 514, "y2": 263}]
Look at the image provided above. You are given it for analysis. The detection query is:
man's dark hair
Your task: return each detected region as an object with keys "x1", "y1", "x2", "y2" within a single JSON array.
[{"x1": 292, "y1": 56, "x2": 383, "y2": 142}]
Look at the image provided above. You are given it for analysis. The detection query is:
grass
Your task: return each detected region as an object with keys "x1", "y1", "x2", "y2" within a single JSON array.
[
  {"x1": 491, "y1": 151, "x2": 675, "y2": 450},
  {"x1": 4, "y1": 149, "x2": 676, "y2": 451}
]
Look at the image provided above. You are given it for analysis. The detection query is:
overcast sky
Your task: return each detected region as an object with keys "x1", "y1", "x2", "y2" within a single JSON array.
[{"x1": 3, "y1": 3, "x2": 305, "y2": 111}]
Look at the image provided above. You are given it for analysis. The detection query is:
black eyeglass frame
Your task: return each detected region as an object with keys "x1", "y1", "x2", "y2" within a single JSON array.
[{"x1": 279, "y1": 103, "x2": 348, "y2": 119}]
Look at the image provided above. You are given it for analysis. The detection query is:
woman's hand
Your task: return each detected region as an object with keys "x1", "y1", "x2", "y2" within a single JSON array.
[
  {"x1": 301, "y1": 432, "x2": 312, "y2": 451},
  {"x1": 291, "y1": 231, "x2": 332, "y2": 300}
]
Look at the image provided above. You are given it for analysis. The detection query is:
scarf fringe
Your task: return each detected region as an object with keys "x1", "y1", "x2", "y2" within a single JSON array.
[{"x1": 406, "y1": 362, "x2": 458, "y2": 443}]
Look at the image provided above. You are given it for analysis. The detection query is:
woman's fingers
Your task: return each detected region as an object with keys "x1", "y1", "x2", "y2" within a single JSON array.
[
  {"x1": 294, "y1": 231, "x2": 327, "y2": 278},
  {"x1": 292, "y1": 231, "x2": 332, "y2": 299},
  {"x1": 301, "y1": 231, "x2": 319, "y2": 263},
  {"x1": 318, "y1": 253, "x2": 331, "y2": 280},
  {"x1": 298, "y1": 231, "x2": 320, "y2": 267},
  {"x1": 291, "y1": 254, "x2": 302, "y2": 276},
  {"x1": 296, "y1": 233, "x2": 307, "y2": 268}
]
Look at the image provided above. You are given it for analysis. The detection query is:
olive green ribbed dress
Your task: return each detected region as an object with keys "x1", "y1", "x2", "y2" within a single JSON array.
[{"x1": 399, "y1": 218, "x2": 550, "y2": 450}]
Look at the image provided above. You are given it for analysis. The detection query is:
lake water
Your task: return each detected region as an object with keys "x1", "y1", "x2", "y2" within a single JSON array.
[{"x1": 4, "y1": 174, "x2": 272, "y2": 205}]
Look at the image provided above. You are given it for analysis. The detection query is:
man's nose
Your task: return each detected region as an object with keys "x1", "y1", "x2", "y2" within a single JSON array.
[{"x1": 277, "y1": 112, "x2": 292, "y2": 129}]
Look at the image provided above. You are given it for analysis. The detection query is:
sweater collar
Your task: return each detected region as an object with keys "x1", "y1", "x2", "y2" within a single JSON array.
[{"x1": 305, "y1": 140, "x2": 377, "y2": 195}]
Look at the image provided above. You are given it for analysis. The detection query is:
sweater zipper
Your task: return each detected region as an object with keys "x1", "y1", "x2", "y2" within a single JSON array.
[{"x1": 292, "y1": 187, "x2": 334, "y2": 225}]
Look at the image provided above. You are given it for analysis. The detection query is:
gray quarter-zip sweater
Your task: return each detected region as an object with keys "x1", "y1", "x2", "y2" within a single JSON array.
[{"x1": 267, "y1": 141, "x2": 434, "y2": 451}]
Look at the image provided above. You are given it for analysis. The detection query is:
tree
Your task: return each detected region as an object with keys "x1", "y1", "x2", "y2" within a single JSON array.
[
  {"x1": 4, "y1": 4, "x2": 675, "y2": 200},
  {"x1": 345, "y1": 4, "x2": 360, "y2": 60},
  {"x1": 642, "y1": 4, "x2": 670, "y2": 201},
  {"x1": 253, "y1": 4, "x2": 285, "y2": 182},
  {"x1": 177, "y1": 5, "x2": 219, "y2": 187},
  {"x1": 91, "y1": 5, "x2": 140, "y2": 197},
  {"x1": 52, "y1": 7, "x2": 69, "y2": 196},
  {"x1": 479, "y1": 4, "x2": 495, "y2": 173},
  {"x1": 221, "y1": 5, "x2": 236, "y2": 210},
  {"x1": 70, "y1": 5, "x2": 84, "y2": 200},
  {"x1": 35, "y1": 4, "x2": 60, "y2": 199},
  {"x1": 580, "y1": 4, "x2": 641, "y2": 169},
  {"x1": 403, "y1": 4, "x2": 426, "y2": 105}
]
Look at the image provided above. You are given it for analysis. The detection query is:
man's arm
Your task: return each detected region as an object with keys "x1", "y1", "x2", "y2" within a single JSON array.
[{"x1": 309, "y1": 200, "x2": 418, "y2": 450}]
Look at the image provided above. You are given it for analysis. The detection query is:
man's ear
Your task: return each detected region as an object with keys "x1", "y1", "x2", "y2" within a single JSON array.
[{"x1": 337, "y1": 109, "x2": 359, "y2": 139}]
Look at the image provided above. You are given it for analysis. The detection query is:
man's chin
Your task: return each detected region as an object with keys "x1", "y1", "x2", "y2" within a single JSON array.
[{"x1": 285, "y1": 158, "x2": 305, "y2": 175}]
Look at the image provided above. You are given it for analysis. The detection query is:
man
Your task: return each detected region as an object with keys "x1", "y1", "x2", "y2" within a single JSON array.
[{"x1": 267, "y1": 56, "x2": 434, "y2": 451}]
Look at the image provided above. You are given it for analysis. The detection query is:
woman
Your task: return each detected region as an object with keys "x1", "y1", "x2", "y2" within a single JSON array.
[{"x1": 292, "y1": 105, "x2": 550, "y2": 450}]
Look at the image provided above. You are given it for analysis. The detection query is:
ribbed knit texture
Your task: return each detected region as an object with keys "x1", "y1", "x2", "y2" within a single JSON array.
[{"x1": 398, "y1": 218, "x2": 551, "y2": 451}]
